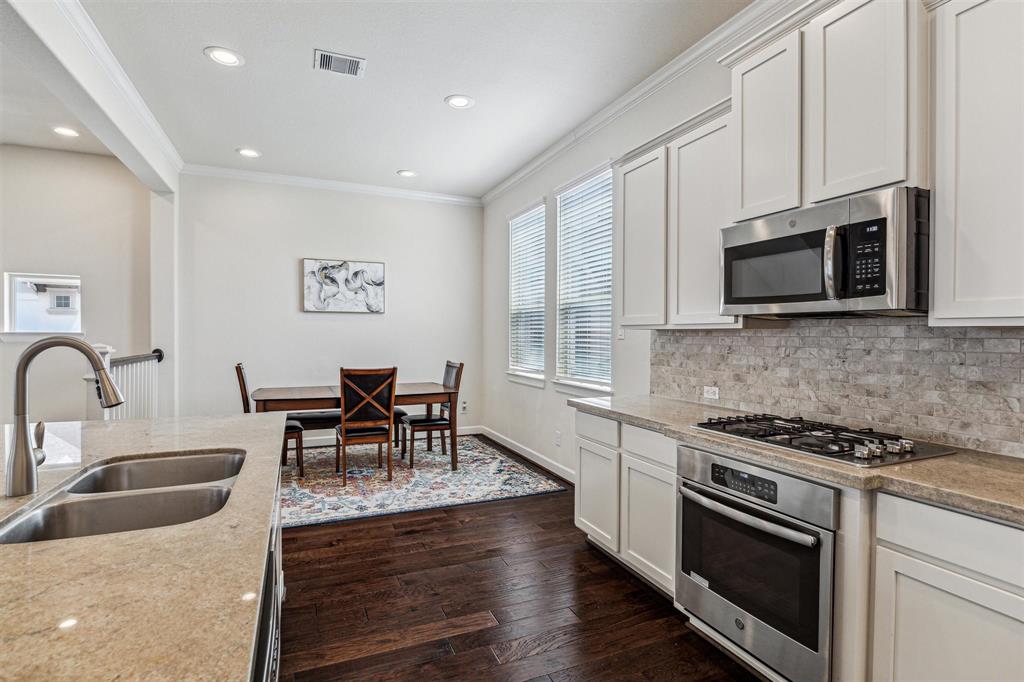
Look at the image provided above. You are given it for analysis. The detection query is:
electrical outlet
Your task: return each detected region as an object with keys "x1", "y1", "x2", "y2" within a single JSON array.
[
  {"x1": 554, "y1": 429, "x2": 562, "y2": 447},
  {"x1": 460, "y1": 400, "x2": 468, "y2": 414},
  {"x1": 703, "y1": 385, "x2": 720, "y2": 400}
]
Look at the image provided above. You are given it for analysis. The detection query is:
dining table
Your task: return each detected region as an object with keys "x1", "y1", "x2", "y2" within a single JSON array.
[{"x1": 251, "y1": 381, "x2": 457, "y2": 457}]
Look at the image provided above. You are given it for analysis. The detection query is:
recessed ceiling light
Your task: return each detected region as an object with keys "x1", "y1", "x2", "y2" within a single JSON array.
[
  {"x1": 241, "y1": 592, "x2": 257, "y2": 602},
  {"x1": 444, "y1": 94, "x2": 475, "y2": 109},
  {"x1": 58, "y1": 618, "x2": 78, "y2": 630},
  {"x1": 204, "y1": 46, "x2": 244, "y2": 67},
  {"x1": 236, "y1": 147, "x2": 262, "y2": 158},
  {"x1": 53, "y1": 126, "x2": 80, "y2": 137},
  {"x1": 396, "y1": 169, "x2": 417, "y2": 178}
]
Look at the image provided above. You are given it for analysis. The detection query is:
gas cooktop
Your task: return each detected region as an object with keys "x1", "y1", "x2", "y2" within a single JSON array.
[{"x1": 694, "y1": 414, "x2": 956, "y2": 467}]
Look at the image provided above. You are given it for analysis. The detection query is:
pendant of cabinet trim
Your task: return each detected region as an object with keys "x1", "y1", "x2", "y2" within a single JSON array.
[{"x1": 615, "y1": 113, "x2": 741, "y2": 329}]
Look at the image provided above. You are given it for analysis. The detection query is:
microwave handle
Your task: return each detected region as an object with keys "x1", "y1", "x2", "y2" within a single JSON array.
[
  {"x1": 823, "y1": 224, "x2": 838, "y2": 300},
  {"x1": 680, "y1": 485, "x2": 819, "y2": 548}
]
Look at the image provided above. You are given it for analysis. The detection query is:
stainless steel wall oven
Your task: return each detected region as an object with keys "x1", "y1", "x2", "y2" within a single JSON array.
[{"x1": 676, "y1": 446, "x2": 839, "y2": 682}]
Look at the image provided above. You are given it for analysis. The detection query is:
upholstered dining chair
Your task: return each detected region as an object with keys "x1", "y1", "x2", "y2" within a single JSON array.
[
  {"x1": 337, "y1": 367, "x2": 398, "y2": 485},
  {"x1": 401, "y1": 361, "x2": 463, "y2": 471},
  {"x1": 235, "y1": 363, "x2": 305, "y2": 477}
]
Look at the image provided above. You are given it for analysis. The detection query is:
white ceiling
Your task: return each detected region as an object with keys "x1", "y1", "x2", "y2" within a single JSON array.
[
  {"x1": 80, "y1": 1, "x2": 750, "y2": 198},
  {"x1": 0, "y1": 42, "x2": 111, "y2": 156}
]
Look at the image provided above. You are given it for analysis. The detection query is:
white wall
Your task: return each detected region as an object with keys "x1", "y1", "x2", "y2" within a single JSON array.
[
  {"x1": 480, "y1": 53, "x2": 732, "y2": 479},
  {"x1": 176, "y1": 174, "x2": 484, "y2": 431},
  {"x1": 0, "y1": 144, "x2": 151, "y2": 421}
]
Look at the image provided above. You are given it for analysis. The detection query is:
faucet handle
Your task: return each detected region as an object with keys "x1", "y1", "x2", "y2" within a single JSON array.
[{"x1": 33, "y1": 421, "x2": 46, "y2": 466}]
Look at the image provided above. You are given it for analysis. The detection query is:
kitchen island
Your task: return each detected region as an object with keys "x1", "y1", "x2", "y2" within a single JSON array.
[{"x1": 0, "y1": 413, "x2": 285, "y2": 680}]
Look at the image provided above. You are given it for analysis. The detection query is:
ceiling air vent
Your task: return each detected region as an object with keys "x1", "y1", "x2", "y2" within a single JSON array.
[{"x1": 313, "y1": 50, "x2": 366, "y2": 78}]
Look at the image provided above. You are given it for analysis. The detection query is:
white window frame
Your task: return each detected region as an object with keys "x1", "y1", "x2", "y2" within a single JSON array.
[
  {"x1": 507, "y1": 202, "x2": 547, "y2": 382},
  {"x1": 2, "y1": 272, "x2": 84, "y2": 337},
  {"x1": 555, "y1": 168, "x2": 614, "y2": 391}
]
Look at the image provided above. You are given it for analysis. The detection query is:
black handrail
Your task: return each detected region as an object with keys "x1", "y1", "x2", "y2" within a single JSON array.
[{"x1": 110, "y1": 348, "x2": 165, "y2": 367}]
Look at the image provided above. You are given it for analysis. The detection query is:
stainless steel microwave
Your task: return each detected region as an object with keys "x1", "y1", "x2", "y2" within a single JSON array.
[{"x1": 720, "y1": 187, "x2": 930, "y2": 317}]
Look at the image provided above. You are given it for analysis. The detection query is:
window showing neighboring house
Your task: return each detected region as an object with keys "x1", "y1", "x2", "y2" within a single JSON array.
[
  {"x1": 3, "y1": 273, "x2": 82, "y2": 333},
  {"x1": 556, "y1": 169, "x2": 613, "y2": 387},
  {"x1": 508, "y1": 204, "x2": 546, "y2": 377}
]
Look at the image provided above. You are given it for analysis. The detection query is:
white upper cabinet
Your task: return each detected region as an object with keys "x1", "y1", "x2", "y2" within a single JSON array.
[
  {"x1": 932, "y1": 0, "x2": 1024, "y2": 325},
  {"x1": 667, "y1": 115, "x2": 741, "y2": 327},
  {"x1": 733, "y1": 31, "x2": 802, "y2": 221},
  {"x1": 804, "y1": 0, "x2": 907, "y2": 202},
  {"x1": 615, "y1": 147, "x2": 667, "y2": 326}
]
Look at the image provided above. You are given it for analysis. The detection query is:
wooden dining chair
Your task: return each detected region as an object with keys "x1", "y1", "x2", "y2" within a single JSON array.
[
  {"x1": 336, "y1": 367, "x2": 398, "y2": 485},
  {"x1": 235, "y1": 363, "x2": 305, "y2": 477},
  {"x1": 401, "y1": 361, "x2": 463, "y2": 471}
]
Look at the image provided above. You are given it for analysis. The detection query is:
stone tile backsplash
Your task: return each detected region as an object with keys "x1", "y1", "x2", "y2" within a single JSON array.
[{"x1": 650, "y1": 318, "x2": 1024, "y2": 457}]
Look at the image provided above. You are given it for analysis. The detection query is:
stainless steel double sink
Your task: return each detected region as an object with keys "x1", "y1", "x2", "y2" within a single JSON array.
[{"x1": 0, "y1": 451, "x2": 244, "y2": 544}]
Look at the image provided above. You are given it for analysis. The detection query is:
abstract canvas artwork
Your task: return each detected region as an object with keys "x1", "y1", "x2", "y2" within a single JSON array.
[{"x1": 303, "y1": 258, "x2": 385, "y2": 313}]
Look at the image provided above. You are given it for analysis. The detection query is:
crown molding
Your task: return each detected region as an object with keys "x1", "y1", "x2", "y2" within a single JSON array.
[
  {"x1": 481, "y1": 0, "x2": 821, "y2": 205},
  {"x1": 716, "y1": 0, "x2": 843, "y2": 68},
  {"x1": 182, "y1": 165, "x2": 483, "y2": 207},
  {"x1": 615, "y1": 97, "x2": 731, "y2": 167},
  {"x1": 53, "y1": 0, "x2": 184, "y2": 174}
]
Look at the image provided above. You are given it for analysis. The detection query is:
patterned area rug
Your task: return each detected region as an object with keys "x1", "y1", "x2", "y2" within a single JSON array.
[{"x1": 279, "y1": 435, "x2": 565, "y2": 528}]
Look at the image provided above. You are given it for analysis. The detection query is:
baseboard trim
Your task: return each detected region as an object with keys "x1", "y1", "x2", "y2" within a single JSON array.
[
  {"x1": 474, "y1": 427, "x2": 576, "y2": 484},
  {"x1": 296, "y1": 426, "x2": 576, "y2": 484}
]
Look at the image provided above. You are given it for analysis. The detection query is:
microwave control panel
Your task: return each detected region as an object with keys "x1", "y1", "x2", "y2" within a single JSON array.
[
  {"x1": 711, "y1": 463, "x2": 778, "y2": 504},
  {"x1": 848, "y1": 219, "x2": 887, "y2": 297}
]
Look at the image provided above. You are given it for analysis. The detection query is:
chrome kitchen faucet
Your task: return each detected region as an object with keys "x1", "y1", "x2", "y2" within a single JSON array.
[{"x1": 5, "y1": 336, "x2": 124, "y2": 497}]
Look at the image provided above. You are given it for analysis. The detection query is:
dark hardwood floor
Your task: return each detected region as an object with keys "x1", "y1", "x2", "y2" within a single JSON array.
[{"x1": 280, "y1": 454, "x2": 758, "y2": 681}]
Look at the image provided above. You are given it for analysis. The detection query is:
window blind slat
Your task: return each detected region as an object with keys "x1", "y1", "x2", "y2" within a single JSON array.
[
  {"x1": 509, "y1": 205, "x2": 546, "y2": 374},
  {"x1": 556, "y1": 170, "x2": 613, "y2": 385}
]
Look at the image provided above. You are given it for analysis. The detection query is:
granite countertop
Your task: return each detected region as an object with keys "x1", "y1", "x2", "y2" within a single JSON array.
[
  {"x1": 569, "y1": 395, "x2": 1024, "y2": 527},
  {"x1": 0, "y1": 413, "x2": 285, "y2": 680}
]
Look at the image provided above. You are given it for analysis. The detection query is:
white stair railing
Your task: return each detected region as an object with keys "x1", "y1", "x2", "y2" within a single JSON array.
[{"x1": 84, "y1": 347, "x2": 163, "y2": 420}]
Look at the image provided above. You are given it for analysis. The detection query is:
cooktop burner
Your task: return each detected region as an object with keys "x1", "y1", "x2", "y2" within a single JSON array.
[{"x1": 695, "y1": 414, "x2": 956, "y2": 467}]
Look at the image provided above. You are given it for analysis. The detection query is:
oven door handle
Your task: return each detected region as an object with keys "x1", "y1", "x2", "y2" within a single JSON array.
[
  {"x1": 823, "y1": 224, "x2": 838, "y2": 300},
  {"x1": 680, "y1": 486, "x2": 819, "y2": 548}
]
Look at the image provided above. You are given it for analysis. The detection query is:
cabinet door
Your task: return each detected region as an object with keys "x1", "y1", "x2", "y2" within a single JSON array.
[
  {"x1": 667, "y1": 115, "x2": 741, "y2": 327},
  {"x1": 619, "y1": 453, "x2": 676, "y2": 592},
  {"x1": 574, "y1": 437, "x2": 619, "y2": 551},
  {"x1": 804, "y1": 0, "x2": 906, "y2": 202},
  {"x1": 615, "y1": 148, "x2": 667, "y2": 326},
  {"x1": 872, "y1": 546, "x2": 1024, "y2": 681},
  {"x1": 932, "y1": 0, "x2": 1024, "y2": 324},
  {"x1": 733, "y1": 31, "x2": 802, "y2": 220}
]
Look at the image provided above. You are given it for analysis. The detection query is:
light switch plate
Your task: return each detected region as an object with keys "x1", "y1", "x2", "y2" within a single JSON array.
[{"x1": 703, "y1": 386, "x2": 720, "y2": 400}]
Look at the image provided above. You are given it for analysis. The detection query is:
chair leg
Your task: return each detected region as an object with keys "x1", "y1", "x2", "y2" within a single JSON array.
[
  {"x1": 297, "y1": 432, "x2": 304, "y2": 478},
  {"x1": 402, "y1": 425, "x2": 407, "y2": 457},
  {"x1": 386, "y1": 438, "x2": 393, "y2": 481},
  {"x1": 281, "y1": 436, "x2": 288, "y2": 466},
  {"x1": 377, "y1": 443, "x2": 383, "y2": 468},
  {"x1": 401, "y1": 424, "x2": 407, "y2": 458},
  {"x1": 450, "y1": 425, "x2": 457, "y2": 471},
  {"x1": 440, "y1": 430, "x2": 447, "y2": 457},
  {"x1": 409, "y1": 428, "x2": 415, "y2": 469},
  {"x1": 335, "y1": 432, "x2": 341, "y2": 474},
  {"x1": 342, "y1": 441, "x2": 348, "y2": 487}
]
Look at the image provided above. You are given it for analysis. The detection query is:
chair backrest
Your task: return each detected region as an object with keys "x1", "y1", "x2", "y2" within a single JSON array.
[
  {"x1": 235, "y1": 363, "x2": 251, "y2": 414},
  {"x1": 340, "y1": 367, "x2": 398, "y2": 430},
  {"x1": 441, "y1": 361, "x2": 464, "y2": 414},
  {"x1": 442, "y1": 361, "x2": 464, "y2": 391}
]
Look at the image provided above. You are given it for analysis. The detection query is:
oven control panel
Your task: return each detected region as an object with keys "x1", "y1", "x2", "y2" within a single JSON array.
[
  {"x1": 848, "y1": 219, "x2": 887, "y2": 298},
  {"x1": 711, "y1": 463, "x2": 778, "y2": 504}
]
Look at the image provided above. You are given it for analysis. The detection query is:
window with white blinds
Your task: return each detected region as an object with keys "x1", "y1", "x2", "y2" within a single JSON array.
[
  {"x1": 557, "y1": 169, "x2": 613, "y2": 386},
  {"x1": 508, "y1": 204, "x2": 546, "y2": 376}
]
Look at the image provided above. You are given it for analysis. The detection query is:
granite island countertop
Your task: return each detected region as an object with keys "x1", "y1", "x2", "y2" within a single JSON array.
[
  {"x1": 0, "y1": 413, "x2": 286, "y2": 680},
  {"x1": 569, "y1": 394, "x2": 1024, "y2": 527}
]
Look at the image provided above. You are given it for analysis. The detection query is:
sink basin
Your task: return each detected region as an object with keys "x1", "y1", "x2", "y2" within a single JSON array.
[
  {"x1": 0, "y1": 486, "x2": 232, "y2": 544},
  {"x1": 68, "y1": 452, "x2": 244, "y2": 494}
]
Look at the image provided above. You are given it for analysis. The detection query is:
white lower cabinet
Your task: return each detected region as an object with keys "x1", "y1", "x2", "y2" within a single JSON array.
[
  {"x1": 574, "y1": 415, "x2": 677, "y2": 594},
  {"x1": 619, "y1": 453, "x2": 676, "y2": 592},
  {"x1": 574, "y1": 437, "x2": 619, "y2": 552},
  {"x1": 872, "y1": 495, "x2": 1024, "y2": 681}
]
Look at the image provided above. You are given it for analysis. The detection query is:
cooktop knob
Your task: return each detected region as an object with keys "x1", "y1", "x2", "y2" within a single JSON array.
[{"x1": 899, "y1": 438, "x2": 915, "y2": 452}]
